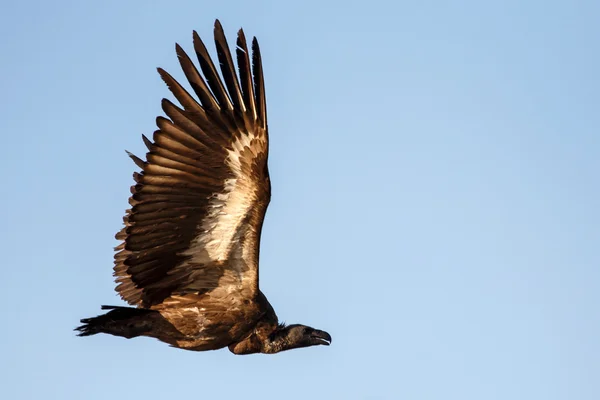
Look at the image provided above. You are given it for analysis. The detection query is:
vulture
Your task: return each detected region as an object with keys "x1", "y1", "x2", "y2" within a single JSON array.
[{"x1": 75, "y1": 20, "x2": 331, "y2": 354}]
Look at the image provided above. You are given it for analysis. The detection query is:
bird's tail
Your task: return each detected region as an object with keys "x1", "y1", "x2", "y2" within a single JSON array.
[{"x1": 75, "y1": 305, "x2": 157, "y2": 338}]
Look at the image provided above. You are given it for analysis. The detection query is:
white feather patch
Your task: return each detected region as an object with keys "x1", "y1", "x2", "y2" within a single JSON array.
[{"x1": 179, "y1": 131, "x2": 262, "y2": 271}]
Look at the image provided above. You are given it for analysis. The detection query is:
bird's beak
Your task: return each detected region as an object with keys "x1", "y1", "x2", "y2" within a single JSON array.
[{"x1": 310, "y1": 329, "x2": 332, "y2": 346}]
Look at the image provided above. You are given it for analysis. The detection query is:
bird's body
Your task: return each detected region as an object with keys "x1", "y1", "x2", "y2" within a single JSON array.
[
  {"x1": 145, "y1": 291, "x2": 268, "y2": 352},
  {"x1": 76, "y1": 20, "x2": 331, "y2": 354},
  {"x1": 82, "y1": 291, "x2": 277, "y2": 353}
]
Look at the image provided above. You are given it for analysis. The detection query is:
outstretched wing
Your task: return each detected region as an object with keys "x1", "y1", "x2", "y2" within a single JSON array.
[{"x1": 113, "y1": 20, "x2": 270, "y2": 307}]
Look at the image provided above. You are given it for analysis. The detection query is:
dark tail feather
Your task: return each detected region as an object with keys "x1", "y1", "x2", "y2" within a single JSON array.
[{"x1": 75, "y1": 305, "x2": 157, "y2": 338}]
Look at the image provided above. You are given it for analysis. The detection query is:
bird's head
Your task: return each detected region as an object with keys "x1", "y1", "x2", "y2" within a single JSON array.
[{"x1": 264, "y1": 323, "x2": 332, "y2": 353}]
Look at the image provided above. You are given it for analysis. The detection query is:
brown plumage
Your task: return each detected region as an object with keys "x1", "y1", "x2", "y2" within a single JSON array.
[{"x1": 75, "y1": 20, "x2": 331, "y2": 354}]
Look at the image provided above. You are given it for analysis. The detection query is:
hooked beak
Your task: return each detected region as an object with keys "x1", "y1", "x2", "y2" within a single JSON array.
[{"x1": 310, "y1": 329, "x2": 332, "y2": 346}]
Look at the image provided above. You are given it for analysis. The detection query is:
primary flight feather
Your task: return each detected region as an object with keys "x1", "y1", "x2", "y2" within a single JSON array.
[{"x1": 76, "y1": 20, "x2": 331, "y2": 354}]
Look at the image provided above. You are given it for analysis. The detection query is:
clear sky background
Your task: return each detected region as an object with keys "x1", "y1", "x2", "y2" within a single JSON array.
[{"x1": 1, "y1": 0, "x2": 598, "y2": 399}]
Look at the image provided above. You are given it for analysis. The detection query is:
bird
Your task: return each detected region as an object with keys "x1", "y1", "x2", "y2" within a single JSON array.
[{"x1": 75, "y1": 20, "x2": 331, "y2": 354}]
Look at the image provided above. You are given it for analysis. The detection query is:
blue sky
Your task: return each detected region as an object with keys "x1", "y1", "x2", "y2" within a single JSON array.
[{"x1": 1, "y1": 0, "x2": 599, "y2": 399}]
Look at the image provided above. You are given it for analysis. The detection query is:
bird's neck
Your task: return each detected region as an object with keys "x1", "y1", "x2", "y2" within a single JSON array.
[{"x1": 228, "y1": 320, "x2": 281, "y2": 355}]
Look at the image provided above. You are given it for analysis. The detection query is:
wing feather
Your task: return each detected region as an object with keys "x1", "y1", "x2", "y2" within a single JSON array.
[
  {"x1": 251, "y1": 38, "x2": 267, "y2": 130},
  {"x1": 126, "y1": 151, "x2": 145, "y2": 168},
  {"x1": 214, "y1": 20, "x2": 245, "y2": 113},
  {"x1": 157, "y1": 68, "x2": 209, "y2": 120},
  {"x1": 236, "y1": 29, "x2": 257, "y2": 122},
  {"x1": 142, "y1": 134, "x2": 153, "y2": 151},
  {"x1": 175, "y1": 44, "x2": 220, "y2": 112},
  {"x1": 192, "y1": 30, "x2": 234, "y2": 112},
  {"x1": 161, "y1": 99, "x2": 221, "y2": 150}
]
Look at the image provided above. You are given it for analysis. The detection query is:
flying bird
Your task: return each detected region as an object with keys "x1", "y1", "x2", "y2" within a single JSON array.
[{"x1": 76, "y1": 20, "x2": 331, "y2": 354}]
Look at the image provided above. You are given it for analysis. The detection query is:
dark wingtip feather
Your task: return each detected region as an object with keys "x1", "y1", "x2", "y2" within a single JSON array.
[
  {"x1": 251, "y1": 36, "x2": 267, "y2": 129},
  {"x1": 174, "y1": 43, "x2": 219, "y2": 111},
  {"x1": 237, "y1": 28, "x2": 246, "y2": 45},
  {"x1": 126, "y1": 150, "x2": 145, "y2": 169},
  {"x1": 236, "y1": 28, "x2": 257, "y2": 122},
  {"x1": 157, "y1": 67, "x2": 167, "y2": 80},
  {"x1": 174, "y1": 43, "x2": 187, "y2": 64},
  {"x1": 213, "y1": 19, "x2": 244, "y2": 113},
  {"x1": 192, "y1": 29, "x2": 233, "y2": 111},
  {"x1": 141, "y1": 134, "x2": 153, "y2": 151}
]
